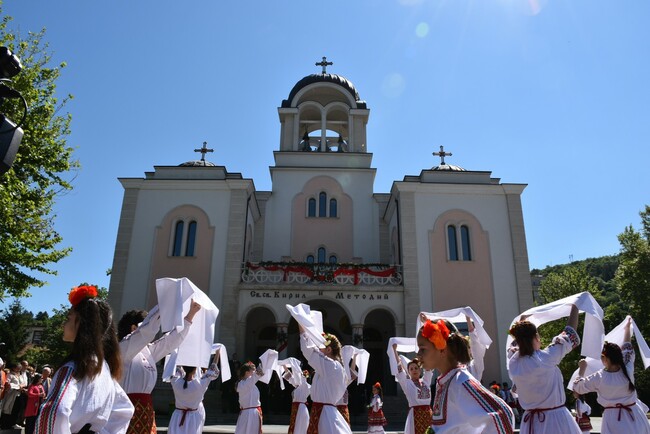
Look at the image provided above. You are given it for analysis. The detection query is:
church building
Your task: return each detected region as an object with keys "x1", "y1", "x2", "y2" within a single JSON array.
[{"x1": 107, "y1": 60, "x2": 534, "y2": 391}]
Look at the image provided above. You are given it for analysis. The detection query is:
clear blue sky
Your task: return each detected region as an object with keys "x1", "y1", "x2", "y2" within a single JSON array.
[{"x1": 2, "y1": 0, "x2": 649, "y2": 315}]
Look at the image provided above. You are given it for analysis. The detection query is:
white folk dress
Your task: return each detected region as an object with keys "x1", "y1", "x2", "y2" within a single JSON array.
[
  {"x1": 573, "y1": 342, "x2": 650, "y2": 434},
  {"x1": 431, "y1": 366, "x2": 514, "y2": 434},
  {"x1": 291, "y1": 379, "x2": 311, "y2": 434},
  {"x1": 168, "y1": 365, "x2": 220, "y2": 434},
  {"x1": 235, "y1": 371, "x2": 263, "y2": 434},
  {"x1": 34, "y1": 360, "x2": 134, "y2": 434},
  {"x1": 507, "y1": 326, "x2": 582, "y2": 434},
  {"x1": 300, "y1": 332, "x2": 352, "y2": 434},
  {"x1": 395, "y1": 365, "x2": 433, "y2": 434}
]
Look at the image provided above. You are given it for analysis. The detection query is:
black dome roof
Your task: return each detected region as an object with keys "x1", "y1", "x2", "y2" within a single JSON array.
[{"x1": 282, "y1": 73, "x2": 366, "y2": 108}]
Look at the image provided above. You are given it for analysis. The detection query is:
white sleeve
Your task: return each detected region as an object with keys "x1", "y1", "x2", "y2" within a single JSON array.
[
  {"x1": 119, "y1": 308, "x2": 162, "y2": 361},
  {"x1": 468, "y1": 329, "x2": 487, "y2": 381},
  {"x1": 100, "y1": 381, "x2": 134, "y2": 434},
  {"x1": 148, "y1": 319, "x2": 192, "y2": 362}
]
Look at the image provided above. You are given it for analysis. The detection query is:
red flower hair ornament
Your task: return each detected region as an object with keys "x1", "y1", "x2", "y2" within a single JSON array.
[
  {"x1": 68, "y1": 285, "x2": 98, "y2": 307},
  {"x1": 421, "y1": 319, "x2": 450, "y2": 350}
]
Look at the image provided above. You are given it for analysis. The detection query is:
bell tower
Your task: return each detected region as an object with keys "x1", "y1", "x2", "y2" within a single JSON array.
[{"x1": 277, "y1": 57, "x2": 370, "y2": 160}]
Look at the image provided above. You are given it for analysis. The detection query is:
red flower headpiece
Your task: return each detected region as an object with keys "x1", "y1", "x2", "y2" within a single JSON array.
[
  {"x1": 303, "y1": 369, "x2": 310, "y2": 378},
  {"x1": 421, "y1": 319, "x2": 450, "y2": 350},
  {"x1": 374, "y1": 382, "x2": 381, "y2": 389},
  {"x1": 68, "y1": 285, "x2": 98, "y2": 307}
]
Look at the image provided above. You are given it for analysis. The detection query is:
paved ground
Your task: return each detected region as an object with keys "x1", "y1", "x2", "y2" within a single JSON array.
[{"x1": 156, "y1": 417, "x2": 604, "y2": 433}]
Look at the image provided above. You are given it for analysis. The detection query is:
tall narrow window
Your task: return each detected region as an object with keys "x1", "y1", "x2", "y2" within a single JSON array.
[
  {"x1": 329, "y1": 255, "x2": 337, "y2": 264},
  {"x1": 447, "y1": 225, "x2": 458, "y2": 261},
  {"x1": 329, "y1": 199, "x2": 337, "y2": 217},
  {"x1": 461, "y1": 225, "x2": 471, "y2": 261},
  {"x1": 308, "y1": 198, "x2": 316, "y2": 217},
  {"x1": 172, "y1": 221, "x2": 184, "y2": 256},
  {"x1": 306, "y1": 255, "x2": 315, "y2": 264},
  {"x1": 318, "y1": 247, "x2": 326, "y2": 263},
  {"x1": 185, "y1": 221, "x2": 197, "y2": 256},
  {"x1": 319, "y1": 192, "x2": 327, "y2": 217}
]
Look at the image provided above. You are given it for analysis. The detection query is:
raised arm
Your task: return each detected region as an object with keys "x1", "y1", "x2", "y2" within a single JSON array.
[
  {"x1": 624, "y1": 317, "x2": 632, "y2": 343},
  {"x1": 567, "y1": 304, "x2": 579, "y2": 331}
]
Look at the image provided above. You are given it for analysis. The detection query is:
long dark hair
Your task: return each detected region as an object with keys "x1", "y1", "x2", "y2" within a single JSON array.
[
  {"x1": 509, "y1": 321, "x2": 537, "y2": 357},
  {"x1": 66, "y1": 298, "x2": 122, "y2": 381},
  {"x1": 602, "y1": 342, "x2": 635, "y2": 392}
]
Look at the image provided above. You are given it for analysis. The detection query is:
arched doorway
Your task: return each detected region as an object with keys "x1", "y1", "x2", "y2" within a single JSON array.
[
  {"x1": 363, "y1": 309, "x2": 396, "y2": 395},
  {"x1": 244, "y1": 306, "x2": 277, "y2": 361}
]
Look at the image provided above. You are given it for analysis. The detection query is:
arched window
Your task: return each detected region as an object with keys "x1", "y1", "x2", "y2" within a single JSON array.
[
  {"x1": 308, "y1": 198, "x2": 316, "y2": 217},
  {"x1": 185, "y1": 221, "x2": 197, "y2": 256},
  {"x1": 306, "y1": 255, "x2": 315, "y2": 264},
  {"x1": 329, "y1": 198, "x2": 337, "y2": 217},
  {"x1": 172, "y1": 221, "x2": 184, "y2": 256},
  {"x1": 318, "y1": 247, "x2": 326, "y2": 263},
  {"x1": 318, "y1": 192, "x2": 327, "y2": 217},
  {"x1": 461, "y1": 225, "x2": 471, "y2": 261},
  {"x1": 329, "y1": 255, "x2": 337, "y2": 264},
  {"x1": 447, "y1": 225, "x2": 458, "y2": 261}
]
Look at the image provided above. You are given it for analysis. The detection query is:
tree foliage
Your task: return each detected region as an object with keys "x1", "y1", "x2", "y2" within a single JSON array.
[
  {"x1": 615, "y1": 205, "x2": 650, "y2": 335},
  {"x1": 0, "y1": 299, "x2": 32, "y2": 362},
  {"x1": 0, "y1": 10, "x2": 77, "y2": 299}
]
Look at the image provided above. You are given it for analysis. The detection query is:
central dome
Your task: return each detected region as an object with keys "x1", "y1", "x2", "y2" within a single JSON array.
[{"x1": 282, "y1": 73, "x2": 366, "y2": 108}]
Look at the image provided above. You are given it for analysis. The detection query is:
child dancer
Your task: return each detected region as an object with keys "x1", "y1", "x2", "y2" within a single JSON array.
[
  {"x1": 284, "y1": 367, "x2": 310, "y2": 434},
  {"x1": 298, "y1": 325, "x2": 352, "y2": 434},
  {"x1": 417, "y1": 315, "x2": 514, "y2": 433},
  {"x1": 508, "y1": 304, "x2": 582, "y2": 434},
  {"x1": 367, "y1": 382, "x2": 387, "y2": 434},
  {"x1": 35, "y1": 284, "x2": 134, "y2": 433},
  {"x1": 573, "y1": 393, "x2": 592, "y2": 434},
  {"x1": 168, "y1": 351, "x2": 220, "y2": 434},
  {"x1": 573, "y1": 318, "x2": 650, "y2": 434},
  {"x1": 390, "y1": 343, "x2": 432, "y2": 434},
  {"x1": 235, "y1": 362, "x2": 264, "y2": 434}
]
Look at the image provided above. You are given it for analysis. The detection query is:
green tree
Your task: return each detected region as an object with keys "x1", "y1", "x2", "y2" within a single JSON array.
[
  {"x1": 0, "y1": 10, "x2": 77, "y2": 299},
  {"x1": 0, "y1": 299, "x2": 32, "y2": 361},
  {"x1": 615, "y1": 205, "x2": 650, "y2": 335}
]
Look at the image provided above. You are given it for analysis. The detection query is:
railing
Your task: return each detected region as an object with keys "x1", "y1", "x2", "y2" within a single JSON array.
[{"x1": 241, "y1": 262, "x2": 403, "y2": 286}]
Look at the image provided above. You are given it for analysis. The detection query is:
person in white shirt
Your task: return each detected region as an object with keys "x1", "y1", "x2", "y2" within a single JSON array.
[
  {"x1": 35, "y1": 284, "x2": 134, "y2": 434},
  {"x1": 168, "y1": 359, "x2": 220, "y2": 434},
  {"x1": 235, "y1": 362, "x2": 264, "y2": 434},
  {"x1": 283, "y1": 367, "x2": 310, "y2": 434},
  {"x1": 573, "y1": 318, "x2": 650, "y2": 434},
  {"x1": 390, "y1": 344, "x2": 432, "y2": 434},
  {"x1": 118, "y1": 300, "x2": 201, "y2": 434},
  {"x1": 507, "y1": 304, "x2": 581, "y2": 434},
  {"x1": 417, "y1": 315, "x2": 514, "y2": 434},
  {"x1": 299, "y1": 326, "x2": 352, "y2": 434}
]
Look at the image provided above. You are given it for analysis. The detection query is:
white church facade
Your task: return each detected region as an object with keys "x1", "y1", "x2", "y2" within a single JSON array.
[{"x1": 107, "y1": 63, "x2": 534, "y2": 388}]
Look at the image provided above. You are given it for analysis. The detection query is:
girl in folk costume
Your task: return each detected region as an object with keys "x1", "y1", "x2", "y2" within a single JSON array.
[
  {"x1": 283, "y1": 368, "x2": 310, "y2": 434},
  {"x1": 24, "y1": 374, "x2": 45, "y2": 434},
  {"x1": 118, "y1": 300, "x2": 201, "y2": 434},
  {"x1": 390, "y1": 344, "x2": 432, "y2": 434},
  {"x1": 507, "y1": 304, "x2": 582, "y2": 434},
  {"x1": 298, "y1": 325, "x2": 352, "y2": 434},
  {"x1": 168, "y1": 351, "x2": 221, "y2": 434},
  {"x1": 367, "y1": 382, "x2": 387, "y2": 434},
  {"x1": 572, "y1": 393, "x2": 592, "y2": 434},
  {"x1": 572, "y1": 318, "x2": 650, "y2": 434},
  {"x1": 417, "y1": 316, "x2": 514, "y2": 434},
  {"x1": 35, "y1": 285, "x2": 134, "y2": 434},
  {"x1": 235, "y1": 362, "x2": 264, "y2": 434}
]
